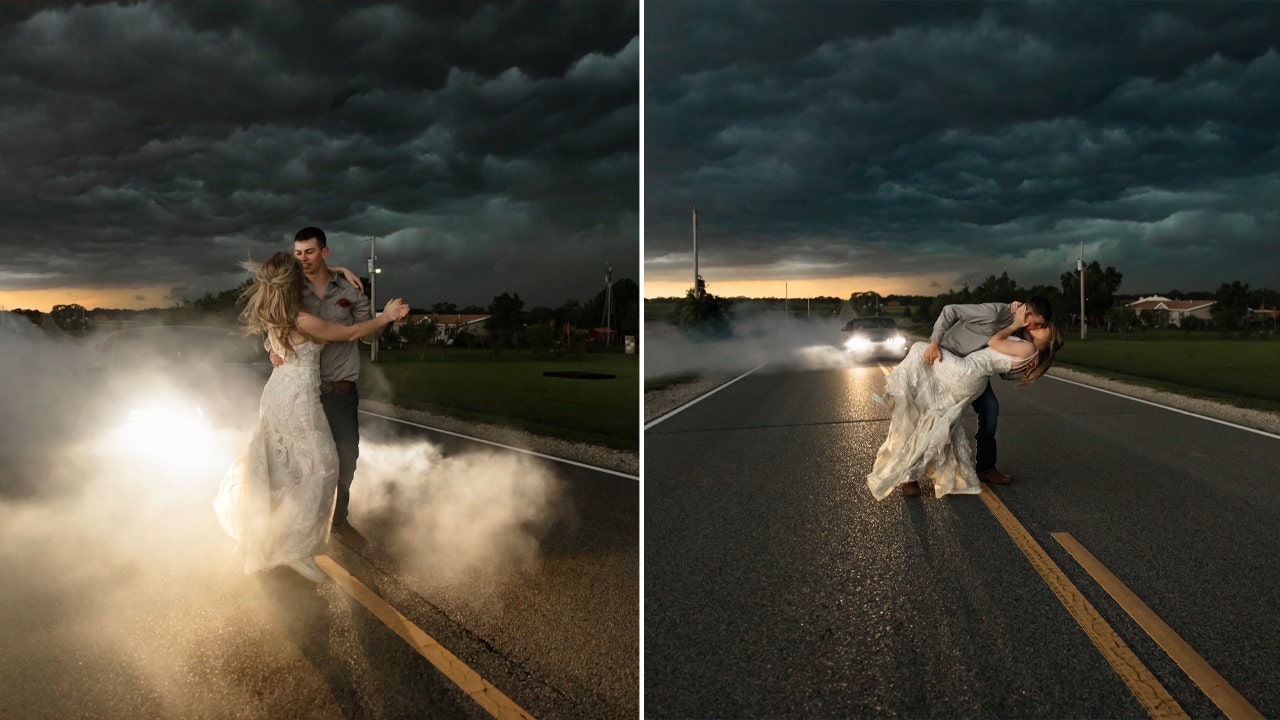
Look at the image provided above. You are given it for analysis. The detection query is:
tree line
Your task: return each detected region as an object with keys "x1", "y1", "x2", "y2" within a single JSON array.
[
  {"x1": 669, "y1": 265, "x2": 1276, "y2": 337},
  {"x1": 10, "y1": 276, "x2": 640, "y2": 349}
]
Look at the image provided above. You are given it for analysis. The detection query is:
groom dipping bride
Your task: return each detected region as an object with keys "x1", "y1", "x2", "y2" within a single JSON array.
[{"x1": 866, "y1": 297, "x2": 1063, "y2": 500}]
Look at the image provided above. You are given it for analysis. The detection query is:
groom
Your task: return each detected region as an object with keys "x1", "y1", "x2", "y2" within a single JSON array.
[
  {"x1": 291, "y1": 226, "x2": 373, "y2": 548},
  {"x1": 922, "y1": 296, "x2": 1052, "y2": 487}
]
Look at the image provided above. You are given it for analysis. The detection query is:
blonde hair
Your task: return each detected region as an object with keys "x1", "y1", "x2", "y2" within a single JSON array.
[
  {"x1": 238, "y1": 252, "x2": 304, "y2": 357},
  {"x1": 1017, "y1": 322, "x2": 1064, "y2": 385}
]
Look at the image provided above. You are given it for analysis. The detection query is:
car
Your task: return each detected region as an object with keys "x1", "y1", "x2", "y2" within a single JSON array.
[
  {"x1": 841, "y1": 316, "x2": 909, "y2": 359},
  {"x1": 88, "y1": 325, "x2": 272, "y2": 468}
]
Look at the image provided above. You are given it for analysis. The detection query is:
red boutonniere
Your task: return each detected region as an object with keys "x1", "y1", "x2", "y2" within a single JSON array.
[{"x1": 337, "y1": 298, "x2": 352, "y2": 308}]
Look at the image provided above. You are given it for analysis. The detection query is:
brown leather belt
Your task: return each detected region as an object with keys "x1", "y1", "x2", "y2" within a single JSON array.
[{"x1": 320, "y1": 380, "x2": 355, "y2": 394}]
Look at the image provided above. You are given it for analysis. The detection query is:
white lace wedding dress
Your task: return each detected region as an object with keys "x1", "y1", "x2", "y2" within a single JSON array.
[
  {"x1": 866, "y1": 341, "x2": 1020, "y2": 500},
  {"x1": 214, "y1": 338, "x2": 337, "y2": 572}
]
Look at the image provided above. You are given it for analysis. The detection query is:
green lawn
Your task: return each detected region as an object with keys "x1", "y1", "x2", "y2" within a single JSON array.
[
  {"x1": 1054, "y1": 331, "x2": 1280, "y2": 412},
  {"x1": 358, "y1": 345, "x2": 639, "y2": 452}
]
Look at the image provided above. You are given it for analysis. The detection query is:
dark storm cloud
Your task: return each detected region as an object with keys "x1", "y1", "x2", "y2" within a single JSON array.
[
  {"x1": 645, "y1": 1, "x2": 1280, "y2": 294},
  {"x1": 0, "y1": 1, "x2": 637, "y2": 307}
]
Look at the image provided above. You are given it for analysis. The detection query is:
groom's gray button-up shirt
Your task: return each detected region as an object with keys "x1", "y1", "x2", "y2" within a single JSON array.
[
  {"x1": 301, "y1": 272, "x2": 373, "y2": 383},
  {"x1": 929, "y1": 302, "x2": 1013, "y2": 357}
]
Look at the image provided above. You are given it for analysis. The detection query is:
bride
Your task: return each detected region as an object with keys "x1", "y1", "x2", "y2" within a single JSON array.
[
  {"x1": 214, "y1": 252, "x2": 409, "y2": 582},
  {"x1": 866, "y1": 303, "x2": 1063, "y2": 500}
]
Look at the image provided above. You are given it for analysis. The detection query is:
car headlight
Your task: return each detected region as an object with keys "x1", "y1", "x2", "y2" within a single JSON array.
[
  {"x1": 847, "y1": 336, "x2": 871, "y2": 352},
  {"x1": 121, "y1": 404, "x2": 212, "y2": 465}
]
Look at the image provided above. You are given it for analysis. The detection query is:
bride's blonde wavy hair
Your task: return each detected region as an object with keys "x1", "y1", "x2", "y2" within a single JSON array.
[
  {"x1": 238, "y1": 252, "x2": 304, "y2": 358},
  {"x1": 1017, "y1": 322, "x2": 1065, "y2": 385}
]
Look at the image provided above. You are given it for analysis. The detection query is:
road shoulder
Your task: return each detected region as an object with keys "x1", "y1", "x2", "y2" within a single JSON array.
[
  {"x1": 1046, "y1": 366, "x2": 1280, "y2": 436},
  {"x1": 644, "y1": 374, "x2": 737, "y2": 424},
  {"x1": 360, "y1": 399, "x2": 640, "y2": 477}
]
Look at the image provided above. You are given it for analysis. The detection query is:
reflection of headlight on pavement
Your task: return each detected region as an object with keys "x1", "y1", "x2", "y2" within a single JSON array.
[{"x1": 121, "y1": 405, "x2": 212, "y2": 466}]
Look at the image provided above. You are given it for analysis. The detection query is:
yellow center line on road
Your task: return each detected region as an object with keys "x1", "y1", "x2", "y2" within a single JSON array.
[
  {"x1": 978, "y1": 487, "x2": 1187, "y2": 719},
  {"x1": 871, "y1": 362, "x2": 1187, "y2": 717},
  {"x1": 313, "y1": 555, "x2": 537, "y2": 720},
  {"x1": 1051, "y1": 533, "x2": 1263, "y2": 720}
]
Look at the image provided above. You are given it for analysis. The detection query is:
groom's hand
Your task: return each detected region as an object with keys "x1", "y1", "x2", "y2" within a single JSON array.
[{"x1": 924, "y1": 342, "x2": 942, "y2": 365}]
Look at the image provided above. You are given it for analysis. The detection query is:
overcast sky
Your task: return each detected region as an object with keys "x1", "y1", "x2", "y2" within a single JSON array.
[
  {"x1": 644, "y1": 1, "x2": 1280, "y2": 300},
  {"x1": 0, "y1": 1, "x2": 637, "y2": 312}
]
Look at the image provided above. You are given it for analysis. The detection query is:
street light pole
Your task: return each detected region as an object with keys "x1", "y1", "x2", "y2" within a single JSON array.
[
  {"x1": 369, "y1": 236, "x2": 379, "y2": 362},
  {"x1": 1078, "y1": 241, "x2": 1087, "y2": 340}
]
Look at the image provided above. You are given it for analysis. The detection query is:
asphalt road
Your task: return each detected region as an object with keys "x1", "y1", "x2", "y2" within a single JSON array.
[
  {"x1": 0, "y1": 413, "x2": 637, "y2": 720},
  {"x1": 644, "y1": 360, "x2": 1280, "y2": 718}
]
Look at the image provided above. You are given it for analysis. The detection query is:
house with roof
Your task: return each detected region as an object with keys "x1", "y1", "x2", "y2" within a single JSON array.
[
  {"x1": 1125, "y1": 296, "x2": 1215, "y2": 327},
  {"x1": 399, "y1": 313, "x2": 491, "y2": 344}
]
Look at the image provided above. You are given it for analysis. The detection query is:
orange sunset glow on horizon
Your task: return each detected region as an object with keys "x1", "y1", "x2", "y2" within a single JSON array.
[
  {"x1": 0, "y1": 286, "x2": 176, "y2": 314},
  {"x1": 642, "y1": 273, "x2": 956, "y2": 301}
]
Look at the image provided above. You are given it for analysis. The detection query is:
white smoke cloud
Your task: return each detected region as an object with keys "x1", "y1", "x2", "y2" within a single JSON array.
[
  {"x1": 0, "y1": 312, "x2": 568, "y2": 708},
  {"x1": 354, "y1": 441, "x2": 568, "y2": 585},
  {"x1": 644, "y1": 303, "x2": 884, "y2": 380}
]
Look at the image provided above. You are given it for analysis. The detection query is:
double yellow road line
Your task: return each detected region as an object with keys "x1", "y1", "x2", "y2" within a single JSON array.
[
  {"x1": 870, "y1": 364, "x2": 1260, "y2": 718},
  {"x1": 982, "y1": 486, "x2": 1261, "y2": 719}
]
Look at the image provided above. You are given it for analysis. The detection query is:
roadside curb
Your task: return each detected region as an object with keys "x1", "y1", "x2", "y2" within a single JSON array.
[{"x1": 1047, "y1": 366, "x2": 1280, "y2": 437}]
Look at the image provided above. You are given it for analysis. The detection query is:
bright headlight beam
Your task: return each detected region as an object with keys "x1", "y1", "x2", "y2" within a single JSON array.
[{"x1": 121, "y1": 405, "x2": 212, "y2": 466}]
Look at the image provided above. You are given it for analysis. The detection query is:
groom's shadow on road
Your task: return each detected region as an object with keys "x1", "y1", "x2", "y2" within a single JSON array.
[
  {"x1": 255, "y1": 568, "x2": 471, "y2": 719},
  {"x1": 899, "y1": 489, "x2": 933, "y2": 555}
]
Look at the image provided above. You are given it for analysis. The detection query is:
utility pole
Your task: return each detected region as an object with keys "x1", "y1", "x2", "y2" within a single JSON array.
[
  {"x1": 692, "y1": 207, "x2": 699, "y2": 297},
  {"x1": 602, "y1": 264, "x2": 615, "y2": 346},
  {"x1": 1078, "y1": 241, "x2": 1087, "y2": 340}
]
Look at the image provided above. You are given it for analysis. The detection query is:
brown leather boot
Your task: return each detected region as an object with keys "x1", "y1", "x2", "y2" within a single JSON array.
[{"x1": 977, "y1": 468, "x2": 1013, "y2": 485}]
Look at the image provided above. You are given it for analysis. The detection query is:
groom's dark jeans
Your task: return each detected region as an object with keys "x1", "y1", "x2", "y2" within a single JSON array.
[
  {"x1": 971, "y1": 380, "x2": 999, "y2": 473},
  {"x1": 320, "y1": 383, "x2": 360, "y2": 527}
]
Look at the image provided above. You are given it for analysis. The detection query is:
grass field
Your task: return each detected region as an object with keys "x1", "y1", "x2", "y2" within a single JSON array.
[
  {"x1": 359, "y1": 345, "x2": 639, "y2": 452},
  {"x1": 1053, "y1": 331, "x2": 1280, "y2": 412}
]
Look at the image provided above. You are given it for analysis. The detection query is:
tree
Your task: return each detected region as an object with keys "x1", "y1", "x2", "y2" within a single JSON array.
[
  {"x1": 525, "y1": 320, "x2": 555, "y2": 356},
  {"x1": 1026, "y1": 284, "x2": 1069, "y2": 327},
  {"x1": 191, "y1": 279, "x2": 251, "y2": 317},
  {"x1": 1212, "y1": 280, "x2": 1250, "y2": 333},
  {"x1": 584, "y1": 277, "x2": 639, "y2": 341},
  {"x1": 400, "y1": 318, "x2": 437, "y2": 359},
  {"x1": 1060, "y1": 261, "x2": 1123, "y2": 326},
  {"x1": 49, "y1": 303, "x2": 90, "y2": 335},
  {"x1": 611, "y1": 277, "x2": 640, "y2": 339},
  {"x1": 971, "y1": 272, "x2": 1021, "y2": 303},
  {"x1": 1105, "y1": 305, "x2": 1138, "y2": 335},
  {"x1": 10, "y1": 309, "x2": 43, "y2": 326},
  {"x1": 849, "y1": 291, "x2": 883, "y2": 316},
  {"x1": 555, "y1": 298, "x2": 591, "y2": 330},
  {"x1": 1139, "y1": 308, "x2": 1169, "y2": 329},
  {"x1": 526, "y1": 305, "x2": 556, "y2": 328},
  {"x1": 677, "y1": 281, "x2": 732, "y2": 338},
  {"x1": 485, "y1": 292, "x2": 525, "y2": 350}
]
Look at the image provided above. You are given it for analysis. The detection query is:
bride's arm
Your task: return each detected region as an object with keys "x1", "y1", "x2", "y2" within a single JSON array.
[
  {"x1": 327, "y1": 265, "x2": 365, "y2": 294},
  {"x1": 297, "y1": 298, "x2": 408, "y2": 342},
  {"x1": 987, "y1": 309, "x2": 1034, "y2": 361}
]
